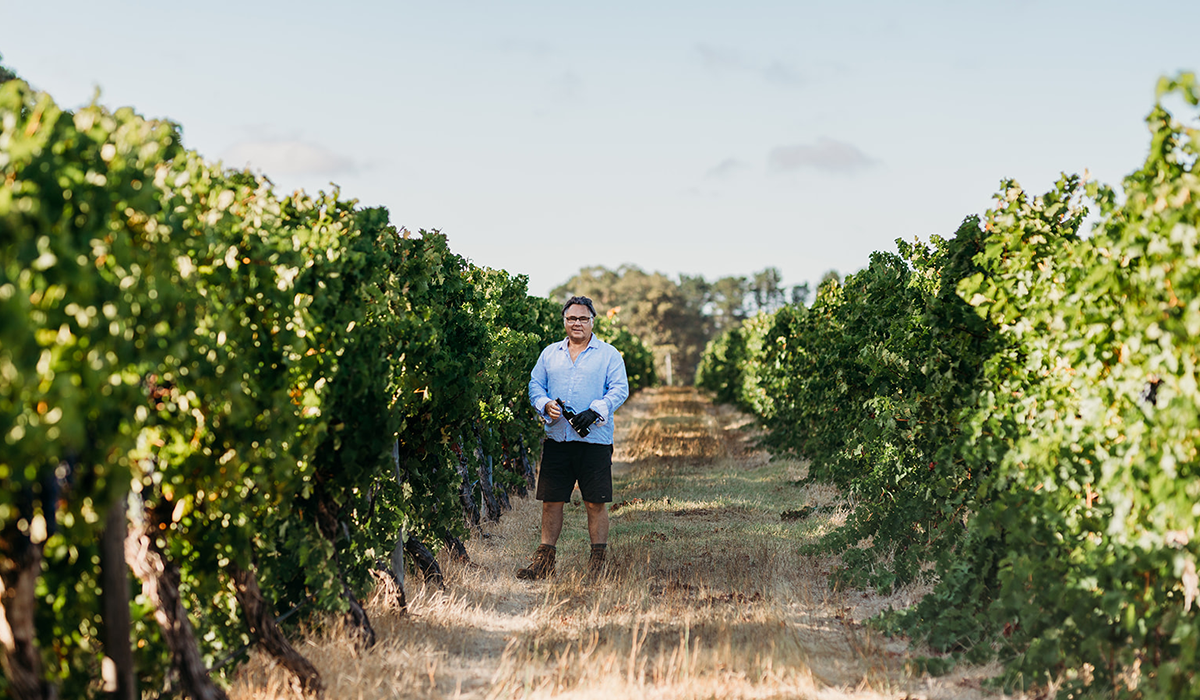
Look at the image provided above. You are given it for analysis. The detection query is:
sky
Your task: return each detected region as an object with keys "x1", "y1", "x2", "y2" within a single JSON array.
[{"x1": 3, "y1": 1, "x2": 1198, "y2": 296}]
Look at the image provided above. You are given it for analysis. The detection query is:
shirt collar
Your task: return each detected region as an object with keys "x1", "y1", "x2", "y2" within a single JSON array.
[{"x1": 557, "y1": 334, "x2": 601, "y2": 351}]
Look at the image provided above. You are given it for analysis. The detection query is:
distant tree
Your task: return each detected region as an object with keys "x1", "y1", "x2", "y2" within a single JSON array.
[
  {"x1": 552, "y1": 265, "x2": 709, "y2": 385},
  {"x1": 708, "y1": 275, "x2": 748, "y2": 332},
  {"x1": 790, "y1": 282, "x2": 811, "y2": 307},
  {"x1": 750, "y1": 267, "x2": 787, "y2": 313},
  {"x1": 677, "y1": 273, "x2": 711, "y2": 320},
  {"x1": 554, "y1": 265, "x2": 622, "y2": 309},
  {"x1": 819, "y1": 269, "x2": 842, "y2": 287},
  {"x1": 552, "y1": 264, "x2": 811, "y2": 384},
  {"x1": 0, "y1": 53, "x2": 18, "y2": 84}
]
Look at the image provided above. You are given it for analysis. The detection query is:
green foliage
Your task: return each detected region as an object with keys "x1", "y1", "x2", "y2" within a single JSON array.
[
  {"x1": 0, "y1": 81, "x2": 184, "y2": 528},
  {"x1": 735, "y1": 310, "x2": 780, "y2": 419},
  {"x1": 745, "y1": 232, "x2": 995, "y2": 594},
  {"x1": 938, "y1": 75, "x2": 1200, "y2": 696},
  {"x1": 0, "y1": 54, "x2": 17, "y2": 84},
  {"x1": 700, "y1": 73, "x2": 1200, "y2": 698},
  {"x1": 695, "y1": 326, "x2": 746, "y2": 405},
  {"x1": 0, "y1": 81, "x2": 581, "y2": 693},
  {"x1": 469, "y1": 266, "x2": 564, "y2": 498},
  {"x1": 0, "y1": 80, "x2": 192, "y2": 692}
]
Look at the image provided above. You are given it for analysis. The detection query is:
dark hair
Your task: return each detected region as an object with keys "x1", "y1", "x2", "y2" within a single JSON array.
[{"x1": 562, "y1": 295, "x2": 596, "y2": 318}]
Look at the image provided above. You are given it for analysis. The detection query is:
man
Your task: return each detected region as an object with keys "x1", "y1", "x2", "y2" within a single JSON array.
[{"x1": 520, "y1": 295, "x2": 630, "y2": 581}]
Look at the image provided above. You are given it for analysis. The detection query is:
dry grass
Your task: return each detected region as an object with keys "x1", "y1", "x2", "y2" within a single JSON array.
[{"x1": 230, "y1": 388, "x2": 1010, "y2": 700}]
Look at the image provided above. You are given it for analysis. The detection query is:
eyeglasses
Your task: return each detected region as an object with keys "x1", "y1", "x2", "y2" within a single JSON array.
[{"x1": 564, "y1": 316, "x2": 593, "y2": 324}]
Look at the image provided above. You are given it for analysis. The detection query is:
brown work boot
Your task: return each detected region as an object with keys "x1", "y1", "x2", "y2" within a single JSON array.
[
  {"x1": 516, "y1": 544, "x2": 556, "y2": 580},
  {"x1": 585, "y1": 543, "x2": 607, "y2": 581}
]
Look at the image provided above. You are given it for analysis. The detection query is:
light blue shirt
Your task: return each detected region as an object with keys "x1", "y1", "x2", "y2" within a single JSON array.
[{"x1": 528, "y1": 334, "x2": 629, "y2": 445}]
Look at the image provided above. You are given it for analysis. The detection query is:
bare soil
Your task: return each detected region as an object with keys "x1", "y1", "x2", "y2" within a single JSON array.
[{"x1": 230, "y1": 387, "x2": 1011, "y2": 700}]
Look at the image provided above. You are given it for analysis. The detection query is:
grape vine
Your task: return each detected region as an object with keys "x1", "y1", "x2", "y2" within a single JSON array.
[
  {"x1": 698, "y1": 73, "x2": 1200, "y2": 698},
  {"x1": 0, "y1": 78, "x2": 652, "y2": 698}
]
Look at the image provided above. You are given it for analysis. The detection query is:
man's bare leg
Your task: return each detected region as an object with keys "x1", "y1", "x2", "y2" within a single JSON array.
[
  {"x1": 541, "y1": 502, "x2": 565, "y2": 546},
  {"x1": 584, "y1": 501, "x2": 608, "y2": 545}
]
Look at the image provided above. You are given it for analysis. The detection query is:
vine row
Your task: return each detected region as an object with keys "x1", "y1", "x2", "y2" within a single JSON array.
[
  {"x1": 697, "y1": 73, "x2": 1200, "y2": 698},
  {"x1": 0, "y1": 79, "x2": 652, "y2": 697}
]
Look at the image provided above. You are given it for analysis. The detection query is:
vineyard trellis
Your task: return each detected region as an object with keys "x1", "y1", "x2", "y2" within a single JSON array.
[
  {"x1": 0, "y1": 79, "x2": 654, "y2": 698},
  {"x1": 697, "y1": 73, "x2": 1200, "y2": 698}
]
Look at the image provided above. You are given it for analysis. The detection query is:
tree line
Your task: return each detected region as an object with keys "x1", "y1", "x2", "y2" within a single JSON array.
[{"x1": 551, "y1": 264, "x2": 836, "y2": 385}]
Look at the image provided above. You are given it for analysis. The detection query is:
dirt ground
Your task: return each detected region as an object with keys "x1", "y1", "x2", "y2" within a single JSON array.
[{"x1": 230, "y1": 388, "x2": 1012, "y2": 700}]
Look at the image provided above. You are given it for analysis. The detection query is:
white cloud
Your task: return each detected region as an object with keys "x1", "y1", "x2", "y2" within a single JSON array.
[
  {"x1": 696, "y1": 43, "x2": 753, "y2": 72},
  {"x1": 762, "y1": 61, "x2": 804, "y2": 87},
  {"x1": 222, "y1": 140, "x2": 356, "y2": 177},
  {"x1": 683, "y1": 186, "x2": 722, "y2": 200},
  {"x1": 494, "y1": 38, "x2": 556, "y2": 60},
  {"x1": 705, "y1": 157, "x2": 749, "y2": 179},
  {"x1": 695, "y1": 44, "x2": 804, "y2": 87},
  {"x1": 768, "y1": 138, "x2": 878, "y2": 174},
  {"x1": 549, "y1": 70, "x2": 583, "y2": 103}
]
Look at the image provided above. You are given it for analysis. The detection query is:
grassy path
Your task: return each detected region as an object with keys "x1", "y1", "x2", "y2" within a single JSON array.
[{"x1": 231, "y1": 388, "x2": 1005, "y2": 699}]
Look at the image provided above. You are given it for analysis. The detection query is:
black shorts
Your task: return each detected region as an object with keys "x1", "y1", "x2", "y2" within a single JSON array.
[{"x1": 535, "y1": 439, "x2": 614, "y2": 503}]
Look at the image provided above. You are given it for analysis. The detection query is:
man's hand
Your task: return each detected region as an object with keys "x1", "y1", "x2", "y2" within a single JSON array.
[
  {"x1": 569, "y1": 409, "x2": 601, "y2": 437},
  {"x1": 545, "y1": 400, "x2": 563, "y2": 421}
]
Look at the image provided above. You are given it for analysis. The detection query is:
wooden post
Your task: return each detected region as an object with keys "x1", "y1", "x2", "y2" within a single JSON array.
[
  {"x1": 0, "y1": 518, "x2": 47, "y2": 700},
  {"x1": 100, "y1": 496, "x2": 136, "y2": 700},
  {"x1": 388, "y1": 439, "x2": 409, "y2": 609},
  {"x1": 472, "y1": 428, "x2": 502, "y2": 522}
]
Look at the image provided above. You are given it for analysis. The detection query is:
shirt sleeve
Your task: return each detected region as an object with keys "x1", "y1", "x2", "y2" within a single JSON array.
[{"x1": 589, "y1": 346, "x2": 629, "y2": 424}]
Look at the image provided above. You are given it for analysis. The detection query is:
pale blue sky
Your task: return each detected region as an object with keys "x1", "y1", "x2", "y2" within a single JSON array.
[{"x1": 3, "y1": 1, "x2": 1197, "y2": 295}]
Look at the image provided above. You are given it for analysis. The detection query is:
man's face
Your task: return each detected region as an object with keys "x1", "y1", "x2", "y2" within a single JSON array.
[{"x1": 563, "y1": 304, "x2": 594, "y2": 342}]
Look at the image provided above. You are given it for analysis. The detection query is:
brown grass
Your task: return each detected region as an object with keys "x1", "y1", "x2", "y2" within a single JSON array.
[{"x1": 229, "y1": 388, "x2": 1010, "y2": 700}]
